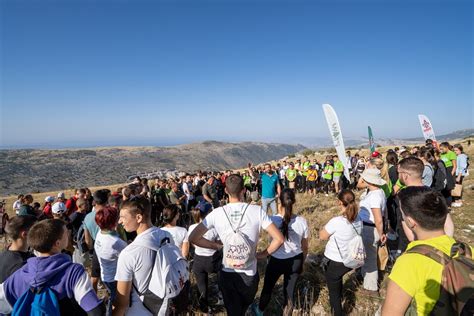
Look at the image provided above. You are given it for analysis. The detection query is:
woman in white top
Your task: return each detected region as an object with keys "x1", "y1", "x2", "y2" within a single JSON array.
[
  {"x1": 161, "y1": 204, "x2": 189, "y2": 258},
  {"x1": 357, "y1": 168, "x2": 387, "y2": 295},
  {"x1": 94, "y1": 206, "x2": 127, "y2": 316},
  {"x1": 320, "y1": 189, "x2": 362, "y2": 316},
  {"x1": 187, "y1": 201, "x2": 221, "y2": 313},
  {"x1": 255, "y1": 188, "x2": 309, "y2": 316}
]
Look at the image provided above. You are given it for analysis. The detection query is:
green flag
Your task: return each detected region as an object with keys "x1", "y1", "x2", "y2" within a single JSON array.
[{"x1": 368, "y1": 126, "x2": 375, "y2": 153}]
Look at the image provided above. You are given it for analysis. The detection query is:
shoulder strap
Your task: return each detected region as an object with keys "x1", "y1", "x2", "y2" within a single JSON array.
[
  {"x1": 406, "y1": 244, "x2": 451, "y2": 265},
  {"x1": 350, "y1": 222, "x2": 361, "y2": 236},
  {"x1": 450, "y1": 241, "x2": 472, "y2": 258},
  {"x1": 223, "y1": 203, "x2": 251, "y2": 233}
]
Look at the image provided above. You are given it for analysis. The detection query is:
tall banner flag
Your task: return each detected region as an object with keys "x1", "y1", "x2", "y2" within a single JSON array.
[
  {"x1": 418, "y1": 114, "x2": 437, "y2": 146},
  {"x1": 322, "y1": 104, "x2": 351, "y2": 182},
  {"x1": 368, "y1": 126, "x2": 376, "y2": 153}
]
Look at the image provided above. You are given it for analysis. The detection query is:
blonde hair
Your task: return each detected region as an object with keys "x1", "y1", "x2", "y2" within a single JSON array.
[{"x1": 370, "y1": 158, "x2": 390, "y2": 184}]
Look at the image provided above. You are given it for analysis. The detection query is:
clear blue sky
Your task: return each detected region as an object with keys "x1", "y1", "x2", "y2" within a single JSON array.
[{"x1": 1, "y1": 0, "x2": 472, "y2": 148}]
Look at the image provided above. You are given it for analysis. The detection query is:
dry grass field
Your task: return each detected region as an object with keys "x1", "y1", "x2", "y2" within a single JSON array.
[{"x1": 1, "y1": 138, "x2": 473, "y2": 315}]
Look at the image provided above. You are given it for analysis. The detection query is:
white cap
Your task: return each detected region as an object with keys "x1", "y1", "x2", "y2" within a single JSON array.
[{"x1": 52, "y1": 202, "x2": 67, "y2": 215}]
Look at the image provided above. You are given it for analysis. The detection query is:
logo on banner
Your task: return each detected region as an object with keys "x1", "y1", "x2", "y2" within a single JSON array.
[
  {"x1": 331, "y1": 123, "x2": 340, "y2": 146},
  {"x1": 422, "y1": 120, "x2": 431, "y2": 132}
]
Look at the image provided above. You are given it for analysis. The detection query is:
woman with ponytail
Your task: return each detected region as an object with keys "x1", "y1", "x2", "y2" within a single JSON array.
[
  {"x1": 320, "y1": 189, "x2": 363, "y2": 316},
  {"x1": 254, "y1": 188, "x2": 309, "y2": 316},
  {"x1": 161, "y1": 204, "x2": 189, "y2": 258}
]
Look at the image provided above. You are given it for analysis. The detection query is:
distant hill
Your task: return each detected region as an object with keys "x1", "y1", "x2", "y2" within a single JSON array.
[
  {"x1": 0, "y1": 141, "x2": 305, "y2": 196},
  {"x1": 282, "y1": 129, "x2": 474, "y2": 149},
  {"x1": 403, "y1": 128, "x2": 474, "y2": 142}
]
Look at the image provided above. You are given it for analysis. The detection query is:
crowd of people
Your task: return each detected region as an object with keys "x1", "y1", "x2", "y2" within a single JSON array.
[{"x1": 0, "y1": 139, "x2": 472, "y2": 316}]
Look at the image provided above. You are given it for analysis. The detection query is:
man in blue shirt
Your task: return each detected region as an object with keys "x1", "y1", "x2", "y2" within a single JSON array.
[
  {"x1": 261, "y1": 163, "x2": 281, "y2": 215},
  {"x1": 83, "y1": 189, "x2": 110, "y2": 292}
]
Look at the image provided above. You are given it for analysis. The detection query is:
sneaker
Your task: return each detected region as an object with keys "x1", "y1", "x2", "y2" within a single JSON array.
[
  {"x1": 325, "y1": 194, "x2": 329, "y2": 197},
  {"x1": 251, "y1": 303, "x2": 264, "y2": 316},
  {"x1": 452, "y1": 202, "x2": 463, "y2": 208}
]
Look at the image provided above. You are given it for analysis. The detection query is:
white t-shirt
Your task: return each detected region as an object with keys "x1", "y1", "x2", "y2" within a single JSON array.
[
  {"x1": 202, "y1": 202, "x2": 272, "y2": 276},
  {"x1": 115, "y1": 227, "x2": 173, "y2": 315},
  {"x1": 270, "y1": 215, "x2": 309, "y2": 259},
  {"x1": 182, "y1": 182, "x2": 194, "y2": 200},
  {"x1": 13, "y1": 200, "x2": 21, "y2": 214},
  {"x1": 324, "y1": 216, "x2": 363, "y2": 262},
  {"x1": 279, "y1": 168, "x2": 286, "y2": 180},
  {"x1": 187, "y1": 223, "x2": 219, "y2": 256},
  {"x1": 357, "y1": 189, "x2": 386, "y2": 224},
  {"x1": 161, "y1": 226, "x2": 188, "y2": 250},
  {"x1": 95, "y1": 231, "x2": 127, "y2": 282}
]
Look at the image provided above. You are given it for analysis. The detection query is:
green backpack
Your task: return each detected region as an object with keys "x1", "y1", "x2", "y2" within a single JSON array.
[{"x1": 406, "y1": 242, "x2": 474, "y2": 315}]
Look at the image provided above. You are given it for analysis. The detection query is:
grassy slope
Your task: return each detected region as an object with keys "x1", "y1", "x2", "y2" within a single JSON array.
[{"x1": 1, "y1": 139, "x2": 473, "y2": 315}]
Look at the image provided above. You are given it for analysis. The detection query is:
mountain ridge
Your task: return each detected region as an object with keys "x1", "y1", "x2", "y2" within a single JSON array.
[{"x1": 0, "y1": 141, "x2": 305, "y2": 196}]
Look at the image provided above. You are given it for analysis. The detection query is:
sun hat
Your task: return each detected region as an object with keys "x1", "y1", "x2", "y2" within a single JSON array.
[
  {"x1": 44, "y1": 196, "x2": 55, "y2": 203},
  {"x1": 361, "y1": 168, "x2": 386, "y2": 186},
  {"x1": 52, "y1": 202, "x2": 67, "y2": 215}
]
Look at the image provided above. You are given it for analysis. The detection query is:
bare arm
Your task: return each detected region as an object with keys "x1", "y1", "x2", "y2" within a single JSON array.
[
  {"x1": 372, "y1": 207, "x2": 386, "y2": 243},
  {"x1": 181, "y1": 241, "x2": 190, "y2": 258},
  {"x1": 451, "y1": 159, "x2": 457, "y2": 175},
  {"x1": 112, "y1": 280, "x2": 132, "y2": 316},
  {"x1": 257, "y1": 223, "x2": 284, "y2": 259},
  {"x1": 189, "y1": 223, "x2": 222, "y2": 250},
  {"x1": 381, "y1": 280, "x2": 412, "y2": 316},
  {"x1": 84, "y1": 228, "x2": 93, "y2": 250},
  {"x1": 319, "y1": 227, "x2": 330, "y2": 240},
  {"x1": 301, "y1": 237, "x2": 309, "y2": 259}
]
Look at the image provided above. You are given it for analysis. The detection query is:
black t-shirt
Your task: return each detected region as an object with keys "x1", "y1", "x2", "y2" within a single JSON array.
[
  {"x1": 0, "y1": 250, "x2": 33, "y2": 283},
  {"x1": 69, "y1": 212, "x2": 86, "y2": 239}
]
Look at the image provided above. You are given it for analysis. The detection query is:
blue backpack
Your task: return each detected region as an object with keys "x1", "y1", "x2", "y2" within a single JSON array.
[{"x1": 11, "y1": 286, "x2": 60, "y2": 316}]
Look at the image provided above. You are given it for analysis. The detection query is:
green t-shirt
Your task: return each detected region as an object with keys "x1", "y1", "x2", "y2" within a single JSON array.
[
  {"x1": 323, "y1": 165, "x2": 333, "y2": 180},
  {"x1": 382, "y1": 181, "x2": 393, "y2": 198},
  {"x1": 286, "y1": 169, "x2": 297, "y2": 181},
  {"x1": 243, "y1": 175, "x2": 252, "y2": 186},
  {"x1": 395, "y1": 179, "x2": 406, "y2": 191},
  {"x1": 440, "y1": 150, "x2": 456, "y2": 168},
  {"x1": 302, "y1": 161, "x2": 311, "y2": 176},
  {"x1": 333, "y1": 161, "x2": 344, "y2": 177}
]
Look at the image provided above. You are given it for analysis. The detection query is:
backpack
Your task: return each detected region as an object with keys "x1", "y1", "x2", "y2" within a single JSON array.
[
  {"x1": 222, "y1": 203, "x2": 253, "y2": 270},
  {"x1": 433, "y1": 161, "x2": 448, "y2": 192},
  {"x1": 11, "y1": 286, "x2": 60, "y2": 316},
  {"x1": 334, "y1": 222, "x2": 366, "y2": 269},
  {"x1": 406, "y1": 242, "x2": 474, "y2": 315},
  {"x1": 135, "y1": 237, "x2": 189, "y2": 314},
  {"x1": 73, "y1": 223, "x2": 89, "y2": 254}
]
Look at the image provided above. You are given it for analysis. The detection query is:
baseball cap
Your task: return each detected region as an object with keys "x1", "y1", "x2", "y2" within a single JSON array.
[
  {"x1": 371, "y1": 151, "x2": 381, "y2": 158},
  {"x1": 44, "y1": 196, "x2": 55, "y2": 203},
  {"x1": 57, "y1": 192, "x2": 66, "y2": 199},
  {"x1": 52, "y1": 202, "x2": 67, "y2": 215},
  {"x1": 195, "y1": 201, "x2": 212, "y2": 214}
]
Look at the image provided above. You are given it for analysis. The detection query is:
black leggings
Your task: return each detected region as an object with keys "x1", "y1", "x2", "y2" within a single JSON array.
[
  {"x1": 259, "y1": 253, "x2": 303, "y2": 312},
  {"x1": 218, "y1": 270, "x2": 259, "y2": 316},
  {"x1": 192, "y1": 253, "x2": 219, "y2": 310},
  {"x1": 324, "y1": 258, "x2": 352, "y2": 316},
  {"x1": 323, "y1": 178, "x2": 332, "y2": 194}
]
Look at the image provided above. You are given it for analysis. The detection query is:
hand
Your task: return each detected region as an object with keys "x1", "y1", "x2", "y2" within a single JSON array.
[
  {"x1": 256, "y1": 250, "x2": 269, "y2": 260},
  {"x1": 214, "y1": 241, "x2": 223, "y2": 251},
  {"x1": 380, "y1": 234, "x2": 387, "y2": 245}
]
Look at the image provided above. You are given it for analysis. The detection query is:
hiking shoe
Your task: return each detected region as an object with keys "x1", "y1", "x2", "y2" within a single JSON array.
[
  {"x1": 251, "y1": 303, "x2": 264, "y2": 316},
  {"x1": 452, "y1": 202, "x2": 463, "y2": 208}
]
